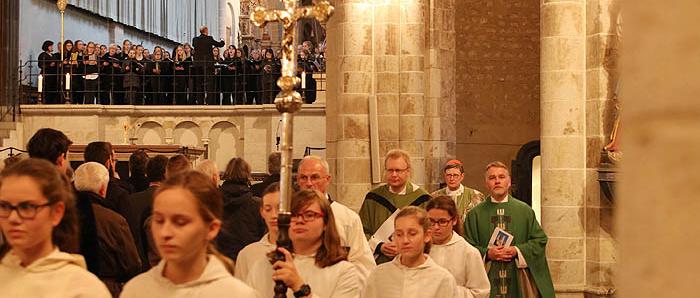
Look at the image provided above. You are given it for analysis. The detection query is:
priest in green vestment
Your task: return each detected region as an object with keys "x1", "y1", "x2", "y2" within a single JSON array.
[
  {"x1": 464, "y1": 161, "x2": 555, "y2": 298},
  {"x1": 431, "y1": 159, "x2": 485, "y2": 222},
  {"x1": 359, "y1": 149, "x2": 432, "y2": 264}
]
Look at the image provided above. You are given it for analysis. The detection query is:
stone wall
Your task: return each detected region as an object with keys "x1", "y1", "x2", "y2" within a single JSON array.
[
  {"x1": 454, "y1": 0, "x2": 541, "y2": 192},
  {"x1": 325, "y1": 0, "x2": 453, "y2": 210},
  {"x1": 16, "y1": 105, "x2": 326, "y2": 174}
]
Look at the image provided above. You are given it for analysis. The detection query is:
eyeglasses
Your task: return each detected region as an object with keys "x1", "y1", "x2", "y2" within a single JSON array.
[
  {"x1": 429, "y1": 217, "x2": 454, "y2": 227},
  {"x1": 385, "y1": 168, "x2": 409, "y2": 175},
  {"x1": 297, "y1": 174, "x2": 327, "y2": 183},
  {"x1": 292, "y1": 210, "x2": 325, "y2": 222},
  {"x1": 445, "y1": 173, "x2": 462, "y2": 179},
  {"x1": 0, "y1": 200, "x2": 54, "y2": 220}
]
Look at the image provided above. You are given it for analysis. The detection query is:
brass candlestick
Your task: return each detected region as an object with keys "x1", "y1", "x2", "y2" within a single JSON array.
[{"x1": 250, "y1": 1, "x2": 333, "y2": 297}]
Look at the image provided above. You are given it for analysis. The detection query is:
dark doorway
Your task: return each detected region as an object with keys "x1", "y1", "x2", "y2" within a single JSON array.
[{"x1": 511, "y1": 140, "x2": 540, "y2": 206}]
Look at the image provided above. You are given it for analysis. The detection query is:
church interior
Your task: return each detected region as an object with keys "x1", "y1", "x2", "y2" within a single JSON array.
[{"x1": 0, "y1": 0, "x2": 697, "y2": 297}]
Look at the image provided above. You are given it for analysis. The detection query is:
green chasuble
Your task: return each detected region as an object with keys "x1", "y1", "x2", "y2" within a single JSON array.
[
  {"x1": 464, "y1": 195, "x2": 555, "y2": 298},
  {"x1": 431, "y1": 184, "x2": 485, "y2": 223},
  {"x1": 359, "y1": 182, "x2": 431, "y2": 264}
]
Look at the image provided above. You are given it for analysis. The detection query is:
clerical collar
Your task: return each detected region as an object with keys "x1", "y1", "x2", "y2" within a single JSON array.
[
  {"x1": 388, "y1": 184, "x2": 408, "y2": 195},
  {"x1": 490, "y1": 195, "x2": 509, "y2": 203},
  {"x1": 325, "y1": 192, "x2": 333, "y2": 203},
  {"x1": 446, "y1": 184, "x2": 464, "y2": 196}
]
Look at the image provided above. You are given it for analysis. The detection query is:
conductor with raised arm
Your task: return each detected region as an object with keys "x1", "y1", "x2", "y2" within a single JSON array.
[{"x1": 192, "y1": 26, "x2": 225, "y2": 105}]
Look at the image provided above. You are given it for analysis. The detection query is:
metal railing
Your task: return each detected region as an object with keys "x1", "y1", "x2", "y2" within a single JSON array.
[{"x1": 20, "y1": 58, "x2": 326, "y2": 106}]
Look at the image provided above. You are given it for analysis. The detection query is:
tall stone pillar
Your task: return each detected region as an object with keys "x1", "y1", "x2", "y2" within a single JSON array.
[
  {"x1": 620, "y1": 1, "x2": 700, "y2": 297},
  {"x1": 326, "y1": 0, "x2": 450, "y2": 209},
  {"x1": 540, "y1": 0, "x2": 587, "y2": 296}
]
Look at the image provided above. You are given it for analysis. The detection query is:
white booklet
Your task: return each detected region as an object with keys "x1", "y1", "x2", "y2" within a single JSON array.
[
  {"x1": 368, "y1": 209, "x2": 401, "y2": 253},
  {"x1": 488, "y1": 227, "x2": 514, "y2": 248}
]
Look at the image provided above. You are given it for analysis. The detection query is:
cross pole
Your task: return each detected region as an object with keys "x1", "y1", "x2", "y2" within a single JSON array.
[{"x1": 250, "y1": 1, "x2": 333, "y2": 297}]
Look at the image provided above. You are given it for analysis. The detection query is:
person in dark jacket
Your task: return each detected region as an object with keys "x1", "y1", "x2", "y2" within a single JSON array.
[
  {"x1": 128, "y1": 149, "x2": 149, "y2": 193},
  {"x1": 251, "y1": 151, "x2": 281, "y2": 198},
  {"x1": 84, "y1": 142, "x2": 134, "y2": 222},
  {"x1": 260, "y1": 48, "x2": 280, "y2": 104},
  {"x1": 216, "y1": 157, "x2": 266, "y2": 261},
  {"x1": 74, "y1": 162, "x2": 141, "y2": 297},
  {"x1": 191, "y1": 26, "x2": 225, "y2": 105},
  {"x1": 127, "y1": 155, "x2": 168, "y2": 271}
]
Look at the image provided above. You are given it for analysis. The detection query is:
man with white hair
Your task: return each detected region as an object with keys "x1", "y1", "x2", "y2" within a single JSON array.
[
  {"x1": 196, "y1": 159, "x2": 220, "y2": 185},
  {"x1": 296, "y1": 155, "x2": 377, "y2": 279},
  {"x1": 74, "y1": 162, "x2": 141, "y2": 297}
]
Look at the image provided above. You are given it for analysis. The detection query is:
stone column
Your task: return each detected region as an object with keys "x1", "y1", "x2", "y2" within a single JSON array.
[
  {"x1": 326, "y1": 0, "x2": 448, "y2": 209},
  {"x1": 540, "y1": 0, "x2": 587, "y2": 296},
  {"x1": 619, "y1": 1, "x2": 700, "y2": 297}
]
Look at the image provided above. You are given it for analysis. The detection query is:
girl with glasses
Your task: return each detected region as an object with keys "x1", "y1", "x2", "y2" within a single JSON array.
[
  {"x1": 362, "y1": 206, "x2": 458, "y2": 298},
  {"x1": 120, "y1": 170, "x2": 256, "y2": 297},
  {"x1": 246, "y1": 189, "x2": 361, "y2": 297},
  {"x1": 426, "y1": 196, "x2": 490, "y2": 298},
  {"x1": 0, "y1": 158, "x2": 111, "y2": 297}
]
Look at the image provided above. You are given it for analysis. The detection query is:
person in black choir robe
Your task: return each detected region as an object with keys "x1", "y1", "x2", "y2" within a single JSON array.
[
  {"x1": 233, "y1": 48, "x2": 247, "y2": 104},
  {"x1": 192, "y1": 26, "x2": 225, "y2": 105},
  {"x1": 145, "y1": 51, "x2": 169, "y2": 105},
  {"x1": 172, "y1": 46, "x2": 191, "y2": 105},
  {"x1": 246, "y1": 49, "x2": 262, "y2": 105},
  {"x1": 83, "y1": 42, "x2": 101, "y2": 105},
  {"x1": 100, "y1": 44, "x2": 123, "y2": 105},
  {"x1": 260, "y1": 48, "x2": 279, "y2": 104},
  {"x1": 209, "y1": 47, "x2": 223, "y2": 105},
  {"x1": 297, "y1": 49, "x2": 318, "y2": 104},
  {"x1": 220, "y1": 46, "x2": 236, "y2": 105},
  {"x1": 60, "y1": 40, "x2": 74, "y2": 103},
  {"x1": 71, "y1": 40, "x2": 86, "y2": 104},
  {"x1": 123, "y1": 49, "x2": 144, "y2": 105},
  {"x1": 38, "y1": 40, "x2": 59, "y2": 104},
  {"x1": 161, "y1": 51, "x2": 174, "y2": 105}
]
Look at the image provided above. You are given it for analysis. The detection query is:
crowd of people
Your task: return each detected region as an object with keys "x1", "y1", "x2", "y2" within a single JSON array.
[
  {"x1": 36, "y1": 26, "x2": 326, "y2": 106},
  {"x1": 0, "y1": 127, "x2": 556, "y2": 298}
]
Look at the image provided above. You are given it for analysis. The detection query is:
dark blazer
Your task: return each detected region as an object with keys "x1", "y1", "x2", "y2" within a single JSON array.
[
  {"x1": 192, "y1": 34, "x2": 225, "y2": 65},
  {"x1": 75, "y1": 191, "x2": 141, "y2": 297},
  {"x1": 127, "y1": 186, "x2": 157, "y2": 271},
  {"x1": 216, "y1": 180, "x2": 266, "y2": 260}
]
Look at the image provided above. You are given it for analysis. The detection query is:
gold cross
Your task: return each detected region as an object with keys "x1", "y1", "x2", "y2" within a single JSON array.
[{"x1": 250, "y1": 0, "x2": 333, "y2": 112}]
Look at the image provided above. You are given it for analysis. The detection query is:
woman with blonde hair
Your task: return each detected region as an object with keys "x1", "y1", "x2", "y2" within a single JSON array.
[
  {"x1": 0, "y1": 158, "x2": 110, "y2": 297},
  {"x1": 120, "y1": 170, "x2": 256, "y2": 297},
  {"x1": 246, "y1": 189, "x2": 361, "y2": 297}
]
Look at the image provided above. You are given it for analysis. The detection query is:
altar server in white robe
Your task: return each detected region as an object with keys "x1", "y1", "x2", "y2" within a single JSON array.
[
  {"x1": 235, "y1": 182, "x2": 280, "y2": 281},
  {"x1": 296, "y1": 155, "x2": 376, "y2": 279},
  {"x1": 427, "y1": 196, "x2": 490, "y2": 298},
  {"x1": 246, "y1": 189, "x2": 362, "y2": 298},
  {"x1": 120, "y1": 171, "x2": 258, "y2": 298},
  {"x1": 362, "y1": 206, "x2": 459, "y2": 298}
]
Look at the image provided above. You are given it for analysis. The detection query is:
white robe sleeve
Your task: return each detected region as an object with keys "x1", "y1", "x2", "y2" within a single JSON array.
[
  {"x1": 345, "y1": 210, "x2": 378, "y2": 281},
  {"x1": 459, "y1": 249, "x2": 491, "y2": 298},
  {"x1": 514, "y1": 246, "x2": 528, "y2": 268},
  {"x1": 326, "y1": 263, "x2": 362, "y2": 298}
]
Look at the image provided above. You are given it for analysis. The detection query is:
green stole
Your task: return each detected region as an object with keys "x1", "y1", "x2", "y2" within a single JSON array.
[
  {"x1": 463, "y1": 195, "x2": 555, "y2": 298},
  {"x1": 359, "y1": 182, "x2": 431, "y2": 264}
]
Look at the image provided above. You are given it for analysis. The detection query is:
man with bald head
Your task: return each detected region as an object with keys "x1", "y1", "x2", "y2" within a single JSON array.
[{"x1": 296, "y1": 155, "x2": 376, "y2": 279}]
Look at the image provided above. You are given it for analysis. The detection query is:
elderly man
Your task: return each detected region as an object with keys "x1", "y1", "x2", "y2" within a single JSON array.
[
  {"x1": 431, "y1": 159, "x2": 485, "y2": 222},
  {"x1": 196, "y1": 159, "x2": 220, "y2": 186},
  {"x1": 359, "y1": 149, "x2": 432, "y2": 264},
  {"x1": 74, "y1": 162, "x2": 141, "y2": 297},
  {"x1": 296, "y1": 155, "x2": 376, "y2": 278},
  {"x1": 464, "y1": 161, "x2": 554, "y2": 298}
]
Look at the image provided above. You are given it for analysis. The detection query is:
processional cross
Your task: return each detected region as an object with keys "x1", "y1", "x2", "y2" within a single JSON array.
[{"x1": 249, "y1": 1, "x2": 333, "y2": 297}]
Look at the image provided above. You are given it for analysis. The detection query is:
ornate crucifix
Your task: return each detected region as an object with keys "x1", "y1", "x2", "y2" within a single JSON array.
[{"x1": 250, "y1": 1, "x2": 333, "y2": 297}]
